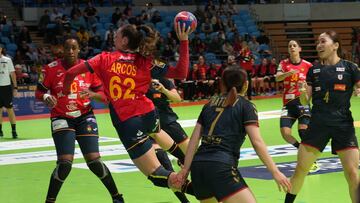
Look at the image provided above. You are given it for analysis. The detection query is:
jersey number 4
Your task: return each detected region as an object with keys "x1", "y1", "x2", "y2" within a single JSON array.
[{"x1": 109, "y1": 76, "x2": 136, "y2": 100}]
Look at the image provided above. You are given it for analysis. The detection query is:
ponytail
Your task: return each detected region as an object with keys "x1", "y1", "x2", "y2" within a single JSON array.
[{"x1": 224, "y1": 87, "x2": 238, "y2": 107}]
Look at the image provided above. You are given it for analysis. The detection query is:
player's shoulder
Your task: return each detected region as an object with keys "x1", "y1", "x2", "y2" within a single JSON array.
[
  {"x1": 301, "y1": 59, "x2": 313, "y2": 67},
  {"x1": 341, "y1": 59, "x2": 358, "y2": 69},
  {"x1": 46, "y1": 59, "x2": 61, "y2": 69},
  {"x1": 1, "y1": 55, "x2": 12, "y2": 62}
]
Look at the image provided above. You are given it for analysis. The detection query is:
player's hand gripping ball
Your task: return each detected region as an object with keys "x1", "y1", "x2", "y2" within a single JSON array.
[{"x1": 174, "y1": 11, "x2": 197, "y2": 34}]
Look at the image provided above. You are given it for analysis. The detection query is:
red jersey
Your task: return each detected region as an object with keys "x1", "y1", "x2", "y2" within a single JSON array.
[
  {"x1": 277, "y1": 59, "x2": 312, "y2": 104},
  {"x1": 239, "y1": 49, "x2": 253, "y2": 71},
  {"x1": 86, "y1": 51, "x2": 154, "y2": 121},
  {"x1": 38, "y1": 59, "x2": 102, "y2": 118}
]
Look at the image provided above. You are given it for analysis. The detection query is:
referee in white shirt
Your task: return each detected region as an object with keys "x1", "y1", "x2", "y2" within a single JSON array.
[{"x1": 0, "y1": 44, "x2": 18, "y2": 138}]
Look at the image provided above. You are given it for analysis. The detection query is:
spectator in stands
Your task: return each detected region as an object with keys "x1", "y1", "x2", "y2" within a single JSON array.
[
  {"x1": 201, "y1": 18, "x2": 213, "y2": 36},
  {"x1": 193, "y1": 39, "x2": 207, "y2": 55},
  {"x1": 14, "y1": 64, "x2": 29, "y2": 85},
  {"x1": 76, "y1": 26, "x2": 90, "y2": 46},
  {"x1": 213, "y1": 17, "x2": 225, "y2": 32},
  {"x1": 37, "y1": 46, "x2": 51, "y2": 65},
  {"x1": 193, "y1": 5, "x2": 205, "y2": 24},
  {"x1": 70, "y1": 13, "x2": 86, "y2": 31},
  {"x1": 9, "y1": 18, "x2": 20, "y2": 43},
  {"x1": 123, "y1": 3, "x2": 132, "y2": 17},
  {"x1": 104, "y1": 25, "x2": 115, "y2": 42},
  {"x1": 233, "y1": 35, "x2": 243, "y2": 53},
  {"x1": 196, "y1": 55, "x2": 209, "y2": 99},
  {"x1": 28, "y1": 65, "x2": 39, "y2": 84},
  {"x1": 238, "y1": 41, "x2": 254, "y2": 99},
  {"x1": 145, "y1": 2, "x2": 157, "y2": 20},
  {"x1": 83, "y1": 1, "x2": 98, "y2": 28},
  {"x1": 17, "y1": 26, "x2": 32, "y2": 45},
  {"x1": 50, "y1": 8, "x2": 63, "y2": 23},
  {"x1": 151, "y1": 11, "x2": 162, "y2": 25},
  {"x1": 225, "y1": 19, "x2": 237, "y2": 33},
  {"x1": 79, "y1": 42, "x2": 93, "y2": 59},
  {"x1": 267, "y1": 57, "x2": 278, "y2": 94},
  {"x1": 206, "y1": 63, "x2": 221, "y2": 96},
  {"x1": 70, "y1": 3, "x2": 81, "y2": 19},
  {"x1": 253, "y1": 57, "x2": 268, "y2": 95},
  {"x1": 227, "y1": 2, "x2": 237, "y2": 15},
  {"x1": 38, "y1": 9, "x2": 51, "y2": 37},
  {"x1": 61, "y1": 15, "x2": 71, "y2": 29},
  {"x1": 222, "y1": 40, "x2": 234, "y2": 56},
  {"x1": 0, "y1": 11, "x2": 7, "y2": 25},
  {"x1": 208, "y1": 34, "x2": 224, "y2": 54},
  {"x1": 0, "y1": 44, "x2": 18, "y2": 139},
  {"x1": 116, "y1": 14, "x2": 129, "y2": 29},
  {"x1": 248, "y1": 35, "x2": 260, "y2": 53},
  {"x1": 128, "y1": 14, "x2": 143, "y2": 26},
  {"x1": 18, "y1": 41, "x2": 30, "y2": 56},
  {"x1": 112, "y1": 7, "x2": 122, "y2": 25},
  {"x1": 25, "y1": 47, "x2": 39, "y2": 66},
  {"x1": 162, "y1": 44, "x2": 175, "y2": 61},
  {"x1": 102, "y1": 32, "x2": 114, "y2": 51}
]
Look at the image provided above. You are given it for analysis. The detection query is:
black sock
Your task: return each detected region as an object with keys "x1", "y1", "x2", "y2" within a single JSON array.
[
  {"x1": 0, "y1": 124, "x2": 2, "y2": 131},
  {"x1": 46, "y1": 173, "x2": 65, "y2": 202},
  {"x1": 292, "y1": 141, "x2": 300, "y2": 148},
  {"x1": 285, "y1": 193, "x2": 297, "y2": 203},
  {"x1": 167, "y1": 142, "x2": 185, "y2": 164},
  {"x1": 11, "y1": 124, "x2": 16, "y2": 132},
  {"x1": 174, "y1": 191, "x2": 189, "y2": 203},
  {"x1": 155, "y1": 148, "x2": 174, "y2": 171}
]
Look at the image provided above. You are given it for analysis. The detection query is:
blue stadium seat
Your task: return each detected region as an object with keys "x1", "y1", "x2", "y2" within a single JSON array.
[
  {"x1": 226, "y1": 32, "x2": 234, "y2": 41},
  {"x1": 155, "y1": 22, "x2": 166, "y2": 31},
  {"x1": 247, "y1": 25, "x2": 258, "y2": 33},
  {"x1": 98, "y1": 29, "x2": 106, "y2": 41},
  {"x1": 204, "y1": 52, "x2": 216, "y2": 61},
  {"x1": 1, "y1": 37, "x2": 11, "y2": 45},
  {"x1": 6, "y1": 43, "x2": 17, "y2": 52},
  {"x1": 237, "y1": 26, "x2": 247, "y2": 33},
  {"x1": 99, "y1": 17, "x2": 110, "y2": 24},
  {"x1": 199, "y1": 33, "x2": 206, "y2": 40},
  {"x1": 94, "y1": 23, "x2": 104, "y2": 30},
  {"x1": 250, "y1": 31, "x2": 261, "y2": 37},
  {"x1": 245, "y1": 20, "x2": 256, "y2": 27},
  {"x1": 160, "y1": 27, "x2": 172, "y2": 37},
  {"x1": 1, "y1": 24, "x2": 11, "y2": 37}
]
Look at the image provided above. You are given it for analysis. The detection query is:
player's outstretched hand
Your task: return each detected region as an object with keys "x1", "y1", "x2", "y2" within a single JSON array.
[
  {"x1": 272, "y1": 170, "x2": 291, "y2": 193},
  {"x1": 175, "y1": 22, "x2": 190, "y2": 41}
]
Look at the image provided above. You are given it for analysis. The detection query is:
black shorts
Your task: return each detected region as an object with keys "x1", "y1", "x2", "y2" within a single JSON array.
[
  {"x1": 302, "y1": 121, "x2": 358, "y2": 155},
  {"x1": 162, "y1": 121, "x2": 188, "y2": 144},
  {"x1": 110, "y1": 104, "x2": 160, "y2": 159},
  {"x1": 280, "y1": 100, "x2": 311, "y2": 128},
  {"x1": 51, "y1": 111, "x2": 99, "y2": 155},
  {"x1": 190, "y1": 161, "x2": 248, "y2": 202},
  {"x1": 0, "y1": 85, "x2": 13, "y2": 108}
]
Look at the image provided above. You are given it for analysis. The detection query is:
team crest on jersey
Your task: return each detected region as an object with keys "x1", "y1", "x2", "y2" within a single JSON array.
[
  {"x1": 313, "y1": 69, "x2": 320, "y2": 73},
  {"x1": 337, "y1": 74, "x2": 343, "y2": 80},
  {"x1": 87, "y1": 125, "x2": 92, "y2": 132},
  {"x1": 336, "y1": 67, "x2": 345, "y2": 72},
  {"x1": 48, "y1": 61, "x2": 58, "y2": 68}
]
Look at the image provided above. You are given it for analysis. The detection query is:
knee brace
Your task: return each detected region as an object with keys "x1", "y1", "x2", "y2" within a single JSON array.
[
  {"x1": 298, "y1": 129, "x2": 307, "y2": 141},
  {"x1": 87, "y1": 158, "x2": 109, "y2": 180},
  {"x1": 53, "y1": 160, "x2": 72, "y2": 182},
  {"x1": 148, "y1": 166, "x2": 171, "y2": 188},
  {"x1": 155, "y1": 148, "x2": 174, "y2": 171}
]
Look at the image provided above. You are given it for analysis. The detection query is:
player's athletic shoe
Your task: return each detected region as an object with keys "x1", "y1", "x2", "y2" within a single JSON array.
[
  {"x1": 0, "y1": 131, "x2": 3, "y2": 137},
  {"x1": 113, "y1": 194, "x2": 124, "y2": 203},
  {"x1": 309, "y1": 162, "x2": 320, "y2": 173},
  {"x1": 12, "y1": 131, "x2": 18, "y2": 139}
]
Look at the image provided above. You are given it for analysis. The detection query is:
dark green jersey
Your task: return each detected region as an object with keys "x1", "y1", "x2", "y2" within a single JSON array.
[
  {"x1": 146, "y1": 78, "x2": 178, "y2": 125},
  {"x1": 193, "y1": 95, "x2": 259, "y2": 165},
  {"x1": 306, "y1": 59, "x2": 360, "y2": 126}
]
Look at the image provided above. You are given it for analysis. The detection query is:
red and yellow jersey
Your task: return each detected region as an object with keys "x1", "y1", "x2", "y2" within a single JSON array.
[
  {"x1": 86, "y1": 51, "x2": 154, "y2": 121},
  {"x1": 277, "y1": 59, "x2": 312, "y2": 105},
  {"x1": 39, "y1": 59, "x2": 102, "y2": 118}
]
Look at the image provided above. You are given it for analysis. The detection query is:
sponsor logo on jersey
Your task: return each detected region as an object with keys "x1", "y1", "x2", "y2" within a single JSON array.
[
  {"x1": 334, "y1": 84, "x2": 346, "y2": 91},
  {"x1": 315, "y1": 86, "x2": 321, "y2": 91},
  {"x1": 336, "y1": 67, "x2": 345, "y2": 72},
  {"x1": 337, "y1": 74, "x2": 343, "y2": 80},
  {"x1": 313, "y1": 69, "x2": 320, "y2": 73}
]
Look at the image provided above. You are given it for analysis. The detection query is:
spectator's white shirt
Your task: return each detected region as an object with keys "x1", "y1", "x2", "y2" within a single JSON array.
[{"x1": 0, "y1": 55, "x2": 15, "y2": 86}]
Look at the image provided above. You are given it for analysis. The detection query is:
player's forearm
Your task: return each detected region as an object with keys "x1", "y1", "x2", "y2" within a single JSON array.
[
  {"x1": 10, "y1": 71, "x2": 17, "y2": 88},
  {"x1": 162, "y1": 89, "x2": 181, "y2": 103},
  {"x1": 299, "y1": 86, "x2": 311, "y2": 105},
  {"x1": 247, "y1": 126, "x2": 279, "y2": 174},
  {"x1": 275, "y1": 71, "x2": 291, "y2": 82},
  {"x1": 183, "y1": 123, "x2": 202, "y2": 172},
  {"x1": 63, "y1": 62, "x2": 88, "y2": 94},
  {"x1": 165, "y1": 40, "x2": 189, "y2": 79},
  {"x1": 92, "y1": 89, "x2": 108, "y2": 103}
]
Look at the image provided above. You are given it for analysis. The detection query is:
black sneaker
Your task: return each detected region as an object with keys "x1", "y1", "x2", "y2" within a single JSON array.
[
  {"x1": 0, "y1": 131, "x2": 3, "y2": 137},
  {"x1": 113, "y1": 194, "x2": 124, "y2": 203},
  {"x1": 12, "y1": 131, "x2": 18, "y2": 139}
]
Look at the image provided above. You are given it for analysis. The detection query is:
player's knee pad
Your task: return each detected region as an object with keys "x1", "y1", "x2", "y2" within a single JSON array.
[
  {"x1": 148, "y1": 166, "x2": 171, "y2": 188},
  {"x1": 53, "y1": 160, "x2": 72, "y2": 182},
  {"x1": 155, "y1": 148, "x2": 174, "y2": 171},
  {"x1": 298, "y1": 129, "x2": 307, "y2": 140},
  {"x1": 87, "y1": 158, "x2": 109, "y2": 179}
]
